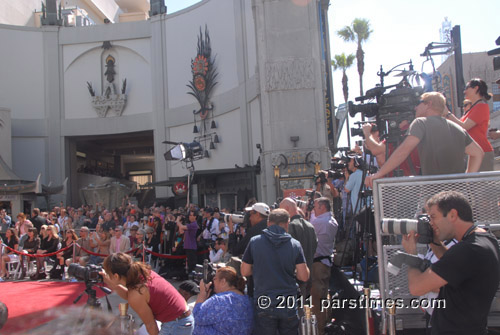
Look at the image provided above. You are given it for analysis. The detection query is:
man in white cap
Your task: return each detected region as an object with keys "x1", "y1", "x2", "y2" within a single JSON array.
[{"x1": 232, "y1": 202, "x2": 270, "y2": 257}]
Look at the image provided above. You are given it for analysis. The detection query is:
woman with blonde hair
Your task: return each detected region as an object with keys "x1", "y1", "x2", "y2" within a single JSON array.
[
  {"x1": 101, "y1": 253, "x2": 193, "y2": 335},
  {"x1": 30, "y1": 225, "x2": 59, "y2": 280}
]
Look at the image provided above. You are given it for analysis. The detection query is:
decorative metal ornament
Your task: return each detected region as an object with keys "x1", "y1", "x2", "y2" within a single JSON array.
[{"x1": 187, "y1": 25, "x2": 218, "y2": 121}]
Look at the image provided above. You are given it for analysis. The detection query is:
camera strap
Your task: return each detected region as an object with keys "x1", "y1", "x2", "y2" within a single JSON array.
[{"x1": 462, "y1": 224, "x2": 477, "y2": 240}]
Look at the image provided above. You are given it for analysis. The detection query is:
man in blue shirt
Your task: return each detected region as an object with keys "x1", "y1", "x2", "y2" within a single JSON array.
[
  {"x1": 241, "y1": 209, "x2": 309, "y2": 335},
  {"x1": 310, "y1": 197, "x2": 338, "y2": 335},
  {"x1": 344, "y1": 155, "x2": 364, "y2": 214},
  {"x1": 0, "y1": 209, "x2": 11, "y2": 230}
]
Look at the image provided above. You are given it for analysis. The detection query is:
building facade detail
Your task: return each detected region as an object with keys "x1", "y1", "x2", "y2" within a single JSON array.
[
  {"x1": 265, "y1": 58, "x2": 315, "y2": 91},
  {"x1": 87, "y1": 50, "x2": 128, "y2": 118}
]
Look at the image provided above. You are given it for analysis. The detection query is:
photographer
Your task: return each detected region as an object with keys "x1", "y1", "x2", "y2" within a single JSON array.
[
  {"x1": 208, "y1": 238, "x2": 232, "y2": 264},
  {"x1": 177, "y1": 211, "x2": 199, "y2": 273},
  {"x1": 402, "y1": 191, "x2": 499, "y2": 335},
  {"x1": 232, "y1": 202, "x2": 270, "y2": 257},
  {"x1": 193, "y1": 266, "x2": 253, "y2": 335},
  {"x1": 362, "y1": 122, "x2": 420, "y2": 175},
  {"x1": 101, "y1": 253, "x2": 193, "y2": 335},
  {"x1": 315, "y1": 171, "x2": 337, "y2": 211},
  {"x1": 344, "y1": 155, "x2": 364, "y2": 215},
  {"x1": 365, "y1": 92, "x2": 484, "y2": 188},
  {"x1": 0, "y1": 209, "x2": 11, "y2": 229}
]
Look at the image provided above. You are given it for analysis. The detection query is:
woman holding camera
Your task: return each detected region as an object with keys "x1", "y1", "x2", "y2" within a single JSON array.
[
  {"x1": 193, "y1": 266, "x2": 253, "y2": 335},
  {"x1": 101, "y1": 252, "x2": 193, "y2": 335}
]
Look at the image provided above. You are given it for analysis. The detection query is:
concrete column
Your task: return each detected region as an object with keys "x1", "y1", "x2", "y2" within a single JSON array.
[
  {"x1": 150, "y1": 14, "x2": 169, "y2": 199},
  {"x1": 0, "y1": 108, "x2": 12, "y2": 167},
  {"x1": 253, "y1": 0, "x2": 331, "y2": 203}
]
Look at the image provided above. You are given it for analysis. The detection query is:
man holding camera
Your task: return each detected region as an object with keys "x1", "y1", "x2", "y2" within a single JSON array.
[
  {"x1": 362, "y1": 121, "x2": 420, "y2": 176},
  {"x1": 344, "y1": 155, "x2": 364, "y2": 215},
  {"x1": 0, "y1": 209, "x2": 11, "y2": 230},
  {"x1": 365, "y1": 92, "x2": 484, "y2": 188},
  {"x1": 402, "y1": 191, "x2": 500, "y2": 335}
]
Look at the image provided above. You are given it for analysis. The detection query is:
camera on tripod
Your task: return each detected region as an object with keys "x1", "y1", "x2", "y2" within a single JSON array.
[
  {"x1": 188, "y1": 259, "x2": 216, "y2": 284},
  {"x1": 381, "y1": 214, "x2": 433, "y2": 244},
  {"x1": 348, "y1": 86, "x2": 423, "y2": 140},
  {"x1": 68, "y1": 263, "x2": 103, "y2": 284}
]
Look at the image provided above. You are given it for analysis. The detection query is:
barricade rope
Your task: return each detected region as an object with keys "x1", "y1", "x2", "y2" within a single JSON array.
[
  {"x1": 1, "y1": 243, "x2": 73, "y2": 258},
  {"x1": 76, "y1": 244, "x2": 141, "y2": 257},
  {"x1": 2, "y1": 242, "x2": 209, "y2": 260}
]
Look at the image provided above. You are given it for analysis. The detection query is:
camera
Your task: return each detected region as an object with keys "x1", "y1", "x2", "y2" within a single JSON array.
[
  {"x1": 68, "y1": 263, "x2": 103, "y2": 283},
  {"x1": 381, "y1": 214, "x2": 433, "y2": 244},
  {"x1": 188, "y1": 259, "x2": 216, "y2": 284},
  {"x1": 315, "y1": 171, "x2": 328, "y2": 185},
  {"x1": 348, "y1": 86, "x2": 423, "y2": 141},
  {"x1": 220, "y1": 213, "x2": 245, "y2": 225}
]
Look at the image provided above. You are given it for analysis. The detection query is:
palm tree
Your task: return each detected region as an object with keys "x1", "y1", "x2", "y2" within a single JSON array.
[
  {"x1": 337, "y1": 18, "x2": 372, "y2": 97},
  {"x1": 332, "y1": 53, "x2": 355, "y2": 148},
  {"x1": 331, "y1": 53, "x2": 355, "y2": 103}
]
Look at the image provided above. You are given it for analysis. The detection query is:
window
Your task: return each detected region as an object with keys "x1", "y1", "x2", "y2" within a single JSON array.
[{"x1": 129, "y1": 170, "x2": 152, "y2": 186}]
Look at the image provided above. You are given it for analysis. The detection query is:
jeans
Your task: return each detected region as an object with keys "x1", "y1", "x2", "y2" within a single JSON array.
[
  {"x1": 159, "y1": 314, "x2": 194, "y2": 335},
  {"x1": 254, "y1": 307, "x2": 299, "y2": 335}
]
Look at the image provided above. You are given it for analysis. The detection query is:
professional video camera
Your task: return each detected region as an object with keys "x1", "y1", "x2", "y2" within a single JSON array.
[
  {"x1": 68, "y1": 263, "x2": 103, "y2": 284},
  {"x1": 350, "y1": 121, "x2": 378, "y2": 138},
  {"x1": 188, "y1": 259, "x2": 216, "y2": 284},
  {"x1": 348, "y1": 86, "x2": 423, "y2": 139},
  {"x1": 381, "y1": 214, "x2": 433, "y2": 244}
]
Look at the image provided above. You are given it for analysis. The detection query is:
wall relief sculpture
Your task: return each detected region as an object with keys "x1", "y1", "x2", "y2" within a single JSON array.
[{"x1": 86, "y1": 46, "x2": 128, "y2": 118}]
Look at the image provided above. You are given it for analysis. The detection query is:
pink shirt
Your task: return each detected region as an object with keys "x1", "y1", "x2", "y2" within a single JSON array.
[{"x1": 115, "y1": 236, "x2": 122, "y2": 253}]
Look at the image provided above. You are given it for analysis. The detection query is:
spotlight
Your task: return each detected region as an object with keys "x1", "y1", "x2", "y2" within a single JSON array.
[
  {"x1": 163, "y1": 141, "x2": 203, "y2": 161},
  {"x1": 213, "y1": 134, "x2": 219, "y2": 143}
]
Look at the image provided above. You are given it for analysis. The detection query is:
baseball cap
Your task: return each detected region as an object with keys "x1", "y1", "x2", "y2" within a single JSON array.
[
  {"x1": 179, "y1": 280, "x2": 200, "y2": 295},
  {"x1": 245, "y1": 202, "x2": 270, "y2": 216}
]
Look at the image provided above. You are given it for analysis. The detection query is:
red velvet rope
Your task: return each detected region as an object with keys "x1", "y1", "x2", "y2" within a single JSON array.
[
  {"x1": 76, "y1": 244, "x2": 141, "y2": 257},
  {"x1": 1, "y1": 243, "x2": 73, "y2": 258},
  {"x1": 2, "y1": 243, "x2": 209, "y2": 260}
]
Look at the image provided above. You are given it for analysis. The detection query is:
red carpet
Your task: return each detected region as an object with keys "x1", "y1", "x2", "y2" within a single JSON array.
[{"x1": 0, "y1": 281, "x2": 106, "y2": 333}]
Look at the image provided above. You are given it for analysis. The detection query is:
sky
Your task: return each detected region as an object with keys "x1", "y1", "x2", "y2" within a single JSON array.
[{"x1": 167, "y1": 0, "x2": 500, "y2": 147}]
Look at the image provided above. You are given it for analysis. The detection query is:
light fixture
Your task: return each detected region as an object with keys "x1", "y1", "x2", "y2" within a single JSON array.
[
  {"x1": 163, "y1": 141, "x2": 203, "y2": 161},
  {"x1": 204, "y1": 150, "x2": 210, "y2": 158},
  {"x1": 210, "y1": 141, "x2": 215, "y2": 150},
  {"x1": 213, "y1": 134, "x2": 219, "y2": 143},
  {"x1": 210, "y1": 120, "x2": 217, "y2": 129}
]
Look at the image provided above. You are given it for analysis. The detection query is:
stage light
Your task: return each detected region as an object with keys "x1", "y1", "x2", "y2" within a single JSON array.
[{"x1": 163, "y1": 141, "x2": 203, "y2": 161}]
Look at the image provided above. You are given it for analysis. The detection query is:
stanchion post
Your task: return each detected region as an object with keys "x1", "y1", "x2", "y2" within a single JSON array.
[{"x1": 142, "y1": 240, "x2": 146, "y2": 263}]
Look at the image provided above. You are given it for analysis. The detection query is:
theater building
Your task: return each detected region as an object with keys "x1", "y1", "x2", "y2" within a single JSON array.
[{"x1": 0, "y1": 0, "x2": 334, "y2": 211}]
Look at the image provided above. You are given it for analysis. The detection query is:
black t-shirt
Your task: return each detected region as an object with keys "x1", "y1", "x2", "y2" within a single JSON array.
[{"x1": 431, "y1": 231, "x2": 500, "y2": 335}]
